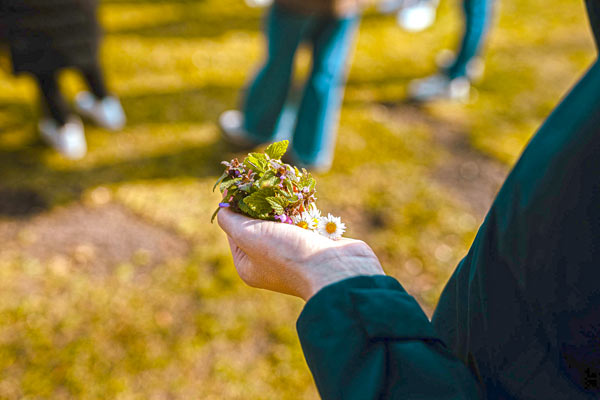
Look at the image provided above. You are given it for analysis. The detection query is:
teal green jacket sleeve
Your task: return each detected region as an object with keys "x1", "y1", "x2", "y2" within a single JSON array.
[{"x1": 297, "y1": 275, "x2": 482, "y2": 399}]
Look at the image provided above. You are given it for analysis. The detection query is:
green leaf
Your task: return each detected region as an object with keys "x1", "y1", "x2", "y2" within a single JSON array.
[
  {"x1": 220, "y1": 178, "x2": 239, "y2": 193},
  {"x1": 237, "y1": 198, "x2": 257, "y2": 218},
  {"x1": 238, "y1": 182, "x2": 253, "y2": 192},
  {"x1": 244, "y1": 153, "x2": 268, "y2": 172},
  {"x1": 249, "y1": 152, "x2": 267, "y2": 160},
  {"x1": 243, "y1": 189, "x2": 275, "y2": 218},
  {"x1": 265, "y1": 140, "x2": 289, "y2": 160},
  {"x1": 258, "y1": 172, "x2": 280, "y2": 189},
  {"x1": 307, "y1": 176, "x2": 316, "y2": 191},
  {"x1": 213, "y1": 171, "x2": 228, "y2": 192},
  {"x1": 284, "y1": 179, "x2": 294, "y2": 194},
  {"x1": 261, "y1": 169, "x2": 277, "y2": 180},
  {"x1": 243, "y1": 156, "x2": 259, "y2": 171},
  {"x1": 266, "y1": 197, "x2": 286, "y2": 215}
]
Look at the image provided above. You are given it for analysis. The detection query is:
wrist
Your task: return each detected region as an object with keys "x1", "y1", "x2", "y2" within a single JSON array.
[{"x1": 301, "y1": 250, "x2": 385, "y2": 301}]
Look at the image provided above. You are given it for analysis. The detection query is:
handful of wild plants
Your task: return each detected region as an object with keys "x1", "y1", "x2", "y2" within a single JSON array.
[{"x1": 212, "y1": 140, "x2": 345, "y2": 240}]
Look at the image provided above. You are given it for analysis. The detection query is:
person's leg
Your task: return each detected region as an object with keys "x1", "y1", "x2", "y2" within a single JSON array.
[
  {"x1": 35, "y1": 72, "x2": 70, "y2": 126},
  {"x1": 242, "y1": 4, "x2": 309, "y2": 142},
  {"x1": 74, "y1": 60, "x2": 126, "y2": 131},
  {"x1": 80, "y1": 62, "x2": 109, "y2": 99},
  {"x1": 446, "y1": 0, "x2": 493, "y2": 80},
  {"x1": 290, "y1": 14, "x2": 360, "y2": 167},
  {"x1": 35, "y1": 72, "x2": 87, "y2": 159}
]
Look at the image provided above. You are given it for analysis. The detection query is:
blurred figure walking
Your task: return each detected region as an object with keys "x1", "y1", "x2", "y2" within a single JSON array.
[
  {"x1": 0, "y1": 0, "x2": 126, "y2": 159},
  {"x1": 219, "y1": 0, "x2": 366, "y2": 173},
  {"x1": 379, "y1": 0, "x2": 493, "y2": 102},
  {"x1": 409, "y1": 0, "x2": 494, "y2": 102}
]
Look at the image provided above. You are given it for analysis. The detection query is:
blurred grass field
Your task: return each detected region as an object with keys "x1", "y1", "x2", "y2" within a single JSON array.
[{"x1": 0, "y1": 0, "x2": 596, "y2": 398}]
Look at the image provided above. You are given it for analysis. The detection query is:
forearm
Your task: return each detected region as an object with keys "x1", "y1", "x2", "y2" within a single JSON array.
[{"x1": 297, "y1": 275, "x2": 482, "y2": 399}]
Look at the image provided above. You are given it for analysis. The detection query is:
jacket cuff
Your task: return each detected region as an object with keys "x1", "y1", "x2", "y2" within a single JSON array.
[{"x1": 297, "y1": 275, "x2": 440, "y2": 342}]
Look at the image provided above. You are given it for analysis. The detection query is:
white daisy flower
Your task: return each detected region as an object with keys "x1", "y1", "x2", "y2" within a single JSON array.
[
  {"x1": 307, "y1": 205, "x2": 321, "y2": 228},
  {"x1": 317, "y1": 213, "x2": 346, "y2": 240},
  {"x1": 293, "y1": 212, "x2": 317, "y2": 230}
]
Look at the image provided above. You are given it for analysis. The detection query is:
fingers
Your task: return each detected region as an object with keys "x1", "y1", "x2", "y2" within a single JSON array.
[
  {"x1": 226, "y1": 235, "x2": 256, "y2": 287},
  {"x1": 226, "y1": 234, "x2": 241, "y2": 263},
  {"x1": 218, "y1": 208, "x2": 301, "y2": 253},
  {"x1": 217, "y1": 208, "x2": 273, "y2": 237},
  {"x1": 219, "y1": 209, "x2": 361, "y2": 253},
  {"x1": 217, "y1": 209, "x2": 262, "y2": 248},
  {"x1": 217, "y1": 208, "x2": 247, "y2": 237}
]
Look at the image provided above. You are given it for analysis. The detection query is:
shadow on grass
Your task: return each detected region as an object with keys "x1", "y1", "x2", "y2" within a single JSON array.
[
  {"x1": 0, "y1": 100, "x2": 35, "y2": 133},
  {"x1": 0, "y1": 187, "x2": 49, "y2": 217},
  {"x1": 108, "y1": 15, "x2": 262, "y2": 38},
  {"x1": 0, "y1": 139, "x2": 230, "y2": 217},
  {"x1": 346, "y1": 72, "x2": 417, "y2": 87},
  {"x1": 0, "y1": 85, "x2": 244, "y2": 217},
  {"x1": 102, "y1": 2, "x2": 388, "y2": 39},
  {"x1": 120, "y1": 85, "x2": 240, "y2": 124},
  {"x1": 104, "y1": 0, "x2": 262, "y2": 38}
]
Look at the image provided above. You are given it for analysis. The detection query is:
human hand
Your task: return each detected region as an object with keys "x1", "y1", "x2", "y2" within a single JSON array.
[{"x1": 217, "y1": 209, "x2": 385, "y2": 301}]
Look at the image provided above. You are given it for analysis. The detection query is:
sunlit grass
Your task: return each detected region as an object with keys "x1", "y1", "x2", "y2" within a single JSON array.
[{"x1": 0, "y1": 0, "x2": 596, "y2": 397}]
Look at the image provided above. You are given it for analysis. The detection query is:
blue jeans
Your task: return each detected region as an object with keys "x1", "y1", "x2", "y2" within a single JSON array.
[
  {"x1": 242, "y1": 4, "x2": 359, "y2": 166},
  {"x1": 446, "y1": 0, "x2": 494, "y2": 80}
]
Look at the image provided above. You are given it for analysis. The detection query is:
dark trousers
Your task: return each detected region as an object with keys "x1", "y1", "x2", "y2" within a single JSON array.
[{"x1": 35, "y1": 63, "x2": 108, "y2": 125}]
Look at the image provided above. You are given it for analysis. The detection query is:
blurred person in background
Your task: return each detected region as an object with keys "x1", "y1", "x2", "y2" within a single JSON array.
[
  {"x1": 218, "y1": 0, "x2": 600, "y2": 397},
  {"x1": 219, "y1": 0, "x2": 366, "y2": 173},
  {"x1": 379, "y1": 0, "x2": 494, "y2": 102},
  {"x1": 0, "y1": 0, "x2": 126, "y2": 159}
]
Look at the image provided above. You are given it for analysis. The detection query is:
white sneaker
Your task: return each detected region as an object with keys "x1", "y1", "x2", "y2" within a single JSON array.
[
  {"x1": 397, "y1": 0, "x2": 439, "y2": 32},
  {"x1": 245, "y1": 0, "x2": 272, "y2": 7},
  {"x1": 218, "y1": 110, "x2": 258, "y2": 150},
  {"x1": 435, "y1": 51, "x2": 486, "y2": 82},
  {"x1": 466, "y1": 57, "x2": 485, "y2": 82},
  {"x1": 39, "y1": 116, "x2": 87, "y2": 159},
  {"x1": 75, "y1": 91, "x2": 126, "y2": 131},
  {"x1": 408, "y1": 74, "x2": 470, "y2": 102}
]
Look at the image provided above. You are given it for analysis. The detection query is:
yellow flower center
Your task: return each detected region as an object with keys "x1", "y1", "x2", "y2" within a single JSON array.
[
  {"x1": 297, "y1": 221, "x2": 309, "y2": 229},
  {"x1": 325, "y1": 222, "x2": 337, "y2": 234}
]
